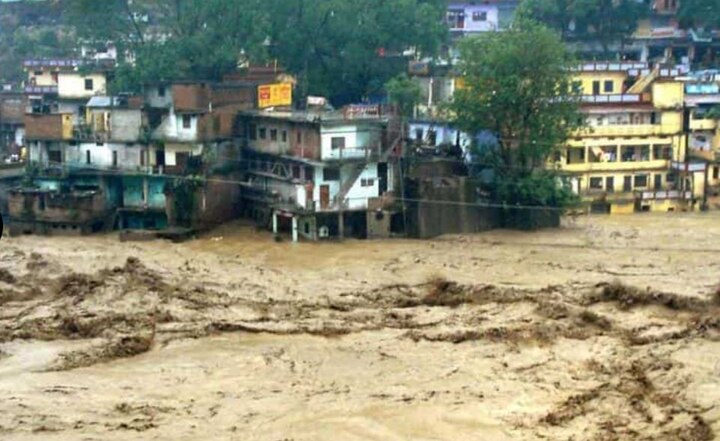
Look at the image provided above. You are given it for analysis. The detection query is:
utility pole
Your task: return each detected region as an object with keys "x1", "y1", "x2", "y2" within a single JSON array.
[{"x1": 338, "y1": 143, "x2": 344, "y2": 240}]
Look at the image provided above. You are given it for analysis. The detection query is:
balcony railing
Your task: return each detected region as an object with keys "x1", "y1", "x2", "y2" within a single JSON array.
[
  {"x1": 562, "y1": 159, "x2": 671, "y2": 173},
  {"x1": 578, "y1": 124, "x2": 679, "y2": 137},
  {"x1": 580, "y1": 94, "x2": 644, "y2": 104},
  {"x1": 689, "y1": 119, "x2": 717, "y2": 131}
]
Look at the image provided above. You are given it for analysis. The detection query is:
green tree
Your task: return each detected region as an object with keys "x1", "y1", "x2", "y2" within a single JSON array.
[
  {"x1": 450, "y1": 19, "x2": 582, "y2": 208},
  {"x1": 64, "y1": 0, "x2": 447, "y2": 102},
  {"x1": 518, "y1": 0, "x2": 648, "y2": 55},
  {"x1": 265, "y1": 0, "x2": 447, "y2": 104},
  {"x1": 386, "y1": 74, "x2": 422, "y2": 117},
  {"x1": 64, "y1": 0, "x2": 270, "y2": 92},
  {"x1": 678, "y1": 0, "x2": 720, "y2": 30}
]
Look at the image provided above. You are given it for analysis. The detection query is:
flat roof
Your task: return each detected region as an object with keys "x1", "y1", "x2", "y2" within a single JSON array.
[{"x1": 239, "y1": 109, "x2": 389, "y2": 125}]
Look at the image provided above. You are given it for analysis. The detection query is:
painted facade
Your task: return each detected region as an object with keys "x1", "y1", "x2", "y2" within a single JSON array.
[{"x1": 558, "y1": 63, "x2": 693, "y2": 213}]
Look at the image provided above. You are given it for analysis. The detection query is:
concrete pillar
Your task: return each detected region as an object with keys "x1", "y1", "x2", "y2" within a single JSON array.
[
  {"x1": 143, "y1": 177, "x2": 149, "y2": 207},
  {"x1": 272, "y1": 212, "x2": 278, "y2": 234},
  {"x1": 338, "y1": 212, "x2": 344, "y2": 240},
  {"x1": 292, "y1": 216, "x2": 298, "y2": 243}
]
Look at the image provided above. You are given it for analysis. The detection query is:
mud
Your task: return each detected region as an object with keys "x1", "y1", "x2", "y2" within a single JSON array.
[{"x1": 0, "y1": 214, "x2": 719, "y2": 440}]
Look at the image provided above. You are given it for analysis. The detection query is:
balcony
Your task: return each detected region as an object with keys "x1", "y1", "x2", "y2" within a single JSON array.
[
  {"x1": 638, "y1": 190, "x2": 692, "y2": 201},
  {"x1": 562, "y1": 159, "x2": 671, "y2": 173},
  {"x1": 578, "y1": 124, "x2": 679, "y2": 137},
  {"x1": 689, "y1": 119, "x2": 717, "y2": 131},
  {"x1": 24, "y1": 85, "x2": 58, "y2": 95},
  {"x1": 580, "y1": 94, "x2": 644, "y2": 104},
  {"x1": 24, "y1": 113, "x2": 74, "y2": 141}
]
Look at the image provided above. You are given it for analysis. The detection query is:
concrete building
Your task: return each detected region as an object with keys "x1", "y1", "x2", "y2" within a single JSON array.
[
  {"x1": 558, "y1": 61, "x2": 694, "y2": 213},
  {"x1": 238, "y1": 105, "x2": 403, "y2": 241},
  {"x1": 446, "y1": 1, "x2": 519, "y2": 37}
]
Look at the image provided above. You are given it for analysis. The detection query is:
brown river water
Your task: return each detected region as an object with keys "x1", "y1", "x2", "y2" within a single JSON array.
[{"x1": 0, "y1": 214, "x2": 719, "y2": 440}]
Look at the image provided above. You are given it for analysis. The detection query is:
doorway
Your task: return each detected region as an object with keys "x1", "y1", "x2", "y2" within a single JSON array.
[{"x1": 320, "y1": 185, "x2": 330, "y2": 209}]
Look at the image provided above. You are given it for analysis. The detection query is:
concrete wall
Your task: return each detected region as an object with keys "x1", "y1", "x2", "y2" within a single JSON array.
[
  {"x1": 164, "y1": 142, "x2": 203, "y2": 167},
  {"x1": 447, "y1": 3, "x2": 500, "y2": 32},
  {"x1": 58, "y1": 72, "x2": 107, "y2": 99},
  {"x1": 405, "y1": 176, "x2": 500, "y2": 238},
  {"x1": 311, "y1": 162, "x2": 389, "y2": 210},
  {"x1": 153, "y1": 110, "x2": 201, "y2": 142},
  {"x1": 110, "y1": 109, "x2": 143, "y2": 142},
  {"x1": 24, "y1": 114, "x2": 73, "y2": 141},
  {"x1": 27, "y1": 70, "x2": 56, "y2": 87},
  {"x1": 652, "y1": 82, "x2": 684, "y2": 109},
  {"x1": 576, "y1": 71, "x2": 628, "y2": 95},
  {"x1": 8, "y1": 189, "x2": 110, "y2": 236},
  {"x1": 146, "y1": 85, "x2": 173, "y2": 108},
  {"x1": 320, "y1": 124, "x2": 382, "y2": 160},
  {"x1": 121, "y1": 176, "x2": 166, "y2": 209}
]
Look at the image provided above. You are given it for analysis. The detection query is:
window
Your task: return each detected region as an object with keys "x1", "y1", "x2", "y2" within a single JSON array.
[
  {"x1": 112, "y1": 151, "x2": 118, "y2": 167},
  {"x1": 572, "y1": 81, "x2": 583, "y2": 94},
  {"x1": 331, "y1": 136, "x2": 346, "y2": 150},
  {"x1": 140, "y1": 149, "x2": 146, "y2": 166},
  {"x1": 472, "y1": 11, "x2": 487, "y2": 21},
  {"x1": 634, "y1": 174, "x2": 648, "y2": 188},
  {"x1": 297, "y1": 131, "x2": 302, "y2": 144},
  {"x1": 323, "y1": 167, "x2": 340, "y2": 181},
  {"x1": 48, "y1": 150, "x2": 62, "y2": 164},
  {"x1": 282, "y1": 130, "x2": 287, "y2": 142},
  {"x1": 592, "y1": 80, "x2": 600, "y2": 95},
  {"x1": 249, "y1": 123, "x2": 257, "y2": 140},
  {"x1": 270, "y1": 129, "x2": 278, "y2": 141},
  {"x1": 361, "y1": 178, "x2": 375, "y2": 187},
  {"x1": 86, "y1": 150, "x2": 91, "y2": 164},
  {"x1": 34, "y1": 70, "x2": 43, "y2": 76},
  {"x1": 606, "y1": 176, "x2": 614, "y2": 192},
  {"x1": 84, "y1": 78, "x2": 94, "y2": 91},
  {"x1": 446, "y1": 9, "x2": 465, "y2": 29},
  {"x1": 415, "y1": 128, "x2": 424, "y2": 140},
  {"x1": 603, "y1": 80, "x2": 614, "y2": 93},
  {"x1": 666, "y1": 172, "x2": 676, "y2": 183},
  {"x1": 259, "y1": 127, "x2": 267, "y2": 139},
  {"x1": 714, "y1": 167, "x2": 719, "y2": 180},
  {"x1": 654, "y1": 174, "x2": 662, "y2": 190},
  {"x1": 158, "y1": 86, "x2": 166, "y2": 97},
  {"x1": 182, "y1": 114, "x2": 192, "y2": 129},
  {"x1": 653, "y1": 145, "x2": 672, "y2": 160},
  {"x1": 590, "y1": 177, "x2": 603, "y2": 189},
  {"x1": 428, "y1": 130, "x2": 437, "y2": 146},
  {"x1": 96, "y1": 142, "x2": 104, "y2": 146}
]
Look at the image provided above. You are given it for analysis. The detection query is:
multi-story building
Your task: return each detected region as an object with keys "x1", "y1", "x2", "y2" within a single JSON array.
[
  {"x1": 14, "y1": 60, "x2": 275, "y2": 235},
  {"x1": 0, "y1": 89, "x2": 26, "y2": 160},
  {"x1": 558, "y1": 61, "x2": 694, "y2": 213},
  {"x1": 627, "y1": 0, "x2": 720, "y2": 66},
  {"x1": 684, "y1": 80, "x2": 720, "y2": 207},
  {"x1": 237, "y1": 104, "x2": 403, "y2": 241},
  {"x1": 445, "y1": 1, "x2": 519, "y2": 37}
]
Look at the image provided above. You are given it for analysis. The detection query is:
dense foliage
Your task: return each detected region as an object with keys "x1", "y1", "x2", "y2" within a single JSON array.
[
  {"x1": 450, "y1": 19, "x2": 582, "y2": 208},
  {"x1": 517, "y1": 0, "x2": 648, "y2": 54},
  {"x1": 62, "y1": 0, "x2": 448, "y2": 104}
]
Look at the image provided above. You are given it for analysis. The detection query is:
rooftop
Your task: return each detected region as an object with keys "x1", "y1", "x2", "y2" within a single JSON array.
[{"x1": 241, "y1": 105, "x2": 392, "y2": 125}]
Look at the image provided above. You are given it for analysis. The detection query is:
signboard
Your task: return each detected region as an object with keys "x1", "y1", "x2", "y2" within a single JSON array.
[
  {"x1": 258, "y1": 83, "x2": 292, "y2": 108},
  {"x1": 343, "y1": 104, "x2": 380, "y2": 119}
]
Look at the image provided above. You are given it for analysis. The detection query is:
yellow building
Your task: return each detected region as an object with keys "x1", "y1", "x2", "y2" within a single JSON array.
[
  {"x1": 558, "y1": 62, "x2": 692, "y2": 214},
  {"x1": 685, "y1": 82, "x2": 720, "y2": 207}
]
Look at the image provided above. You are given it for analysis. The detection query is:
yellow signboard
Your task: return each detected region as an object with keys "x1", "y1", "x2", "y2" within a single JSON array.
[{"x1": 258, "y1": 83, "x2": 292, "y2": 108}]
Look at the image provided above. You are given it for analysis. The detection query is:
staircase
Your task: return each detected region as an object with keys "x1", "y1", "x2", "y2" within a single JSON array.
[
  {"x1": 332, "y1": 131, "x2": 403, "y2": 209},
  {"x1": 626, "y1": 66, "x2": 659, "y2": 94}
]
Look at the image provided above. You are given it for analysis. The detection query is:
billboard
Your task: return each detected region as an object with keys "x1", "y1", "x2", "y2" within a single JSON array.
[{"x1": 258, "y1": 83, "x2": 292, "y2": 108}]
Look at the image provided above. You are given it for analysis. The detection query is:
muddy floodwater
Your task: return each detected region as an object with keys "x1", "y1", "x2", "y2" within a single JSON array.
[{"x1": 1, "y1": 213, "x2": 719, "y2": 440}]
